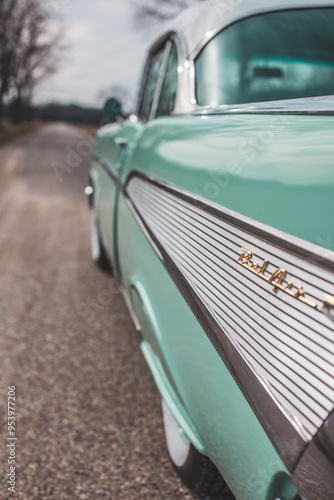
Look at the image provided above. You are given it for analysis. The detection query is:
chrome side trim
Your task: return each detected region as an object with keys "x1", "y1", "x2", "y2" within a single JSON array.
[
  {"x1": 126, "y1": 174, "x2": 334, "y2": 441},
  {"x1": 292, "y1": 439, "x2": 334, "y2": 500},
  {"x1": 137, "y1": 32, "x2": 189, "y2": 120},
  {"x1": 314, "y1": 408, "x2": 334, "y2": 464},
  {"x1": 193, "y1": 96, "x2": 334, "y2": 116},
  {"x1": 126, "y1": 171, "x2": 334, "y2": 271},
  {"x1": 123, "y1": 171, "x2": 316, "y2": 470},
  {"x1": 149, "y1": 40, "x2": 173, "y2": 122},
  {"x1": 123, "y1": 170, "x2": 334, "y2": 484}
]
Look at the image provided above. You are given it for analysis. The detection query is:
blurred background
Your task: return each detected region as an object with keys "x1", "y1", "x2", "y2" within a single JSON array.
[
  {"x1": 0, "y1": 0, "x2": 203, "y2": 131},
  {"x1": 0, "y1": 2, "x2": 209, "y2": 499}
]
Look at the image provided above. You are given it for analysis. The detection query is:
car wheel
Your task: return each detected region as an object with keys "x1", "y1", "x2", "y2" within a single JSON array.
[
  {"x1": 89, "y1": 204, "x2": 111, "y2": 272},
  {"x1": 161, "y1": 399, "x2": 232, "y2": 499}
]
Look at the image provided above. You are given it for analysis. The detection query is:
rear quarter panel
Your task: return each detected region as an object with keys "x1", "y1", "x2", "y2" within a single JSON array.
[
  {"x1": 113, "y1": 111, "x2": 334, "y2": 499},
  {"x1": 116, "y1": 189, "x2": 290, "y2": 500}
]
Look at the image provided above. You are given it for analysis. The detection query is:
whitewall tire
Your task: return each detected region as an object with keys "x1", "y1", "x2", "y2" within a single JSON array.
[{"x1": 161, "y1": 399, "x2": 233, "y2": 499}]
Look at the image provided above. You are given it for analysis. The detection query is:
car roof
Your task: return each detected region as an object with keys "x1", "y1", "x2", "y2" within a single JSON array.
[{"x1": 154, "y1": 0, "x2": 334, "y2": 58}]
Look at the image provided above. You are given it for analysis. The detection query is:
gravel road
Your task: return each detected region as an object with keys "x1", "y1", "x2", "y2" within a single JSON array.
[{"x1": 0, "y1": 124, "x2": 198, "y2": 499}]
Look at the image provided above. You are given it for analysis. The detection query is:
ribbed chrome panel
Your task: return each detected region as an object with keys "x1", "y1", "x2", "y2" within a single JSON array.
[{"x1": 127, "y1": 175, "x2": 334, "y2": 442}]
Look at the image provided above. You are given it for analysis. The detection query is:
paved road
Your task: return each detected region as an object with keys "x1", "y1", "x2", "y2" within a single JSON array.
[{"x1": 0, "y1": 124, "x2": 196, "y2": 499}]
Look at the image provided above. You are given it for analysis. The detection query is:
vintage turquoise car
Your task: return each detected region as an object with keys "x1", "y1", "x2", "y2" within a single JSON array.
[{"x1": 86, "y1": 1, "x2": 334, "y2": 499}]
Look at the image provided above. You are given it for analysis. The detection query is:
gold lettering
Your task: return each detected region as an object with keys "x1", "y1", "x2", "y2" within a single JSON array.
[
  {"x1": 293, "y1": 286, "x2": 305, "y2": 299},
  {"x1": 300, "y1": 296, "x2": 317, "y2": 308},
  {"x1": 258, "y1": 259, "x2": 269, "y2": 276},
  {"x1": 268, "y1": 268, "x2": 286, "y2": 293},
  {"x1": 284, "y1": 284, "x2": 317, "y2": 308},
  {"x1": 238, "y1": 247, "x2": 252, "y2": 266},
  {"x1": 237, "y1": 248, "x2": 318, "y2": 309}
]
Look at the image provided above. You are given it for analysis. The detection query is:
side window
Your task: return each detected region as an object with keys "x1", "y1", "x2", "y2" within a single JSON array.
[
  {"x1": 156, "y1": 42, "x2": 178, "y2": 118},
  {"x1": 195, "y1": 8, "x2": 334, "y2": 107},
  {"x1": 138, "y1": 48, "x2": 164, "y2": 122}
]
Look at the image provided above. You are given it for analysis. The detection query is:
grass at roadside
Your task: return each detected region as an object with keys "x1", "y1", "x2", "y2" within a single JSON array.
[{"x1": 0, "y1": 121, "x2": 42, "y2": 146}]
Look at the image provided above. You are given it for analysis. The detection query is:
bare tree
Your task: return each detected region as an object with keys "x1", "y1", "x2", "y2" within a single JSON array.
[
  {"x1": 0, "y1": 0, "x2": 63, "y2": 123},
  {"x1": 0, "y1": 0, "x2": 19, "y2": 118},
  {"x1": 11, "y1": 0, "x2": 63, "y2": 123},
  {"x1": 131, "y1": 0, "x2": 206, "y2": 25}
]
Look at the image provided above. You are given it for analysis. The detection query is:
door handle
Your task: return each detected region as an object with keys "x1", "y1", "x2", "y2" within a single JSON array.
[{"x1": 115, "y1": 137, "x2": 128, "y2": 148}]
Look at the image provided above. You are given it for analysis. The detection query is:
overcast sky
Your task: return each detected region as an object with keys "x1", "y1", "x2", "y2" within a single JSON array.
[{"x1": 37, "y1": 0, "x2": 161, "y2": 108}]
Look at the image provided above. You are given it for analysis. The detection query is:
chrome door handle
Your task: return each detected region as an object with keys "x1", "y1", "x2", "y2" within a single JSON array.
[{"x1": 115, "y1": 137, "x2": 128, "y2": 148}]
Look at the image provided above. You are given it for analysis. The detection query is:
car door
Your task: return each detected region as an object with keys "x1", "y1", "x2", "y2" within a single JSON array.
[
  {"x1": 117, "y1": 37, "x2": 188, "y2": 391},
  {"x1": 95, "y1": 39, "x2": 177, "y2": 278}
]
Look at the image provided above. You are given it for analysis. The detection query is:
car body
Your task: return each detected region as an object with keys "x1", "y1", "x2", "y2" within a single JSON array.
[{"x1": 87, "y1": 2, "x2": 334, "y2": 499}]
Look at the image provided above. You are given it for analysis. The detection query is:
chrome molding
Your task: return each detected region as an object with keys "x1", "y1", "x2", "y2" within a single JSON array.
[
  {"x1": 292, "y1": 438, "x2": 334, "y2": 500},
  {"x1": 193, "y1": 96, "x2": 334, "y2": 116},
  {"x1": 126, "y1": 172, "x2": 334, "y2": 272},
  {"x1": 124, "y1": 171, "x2": 334, "y2": 475},
  {"x1": 149, "y1": 40, "x2": 173, "y2": 122},
  {"x1": 137, "y1": 32, "x2": 190, "y2": 119},
  {"x1": 315, "y1": 408, "x2": 334, "y2": 463}
]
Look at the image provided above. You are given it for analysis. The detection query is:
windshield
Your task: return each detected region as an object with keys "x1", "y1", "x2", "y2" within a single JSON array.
[{"x1": 195, "y1": 8, "x2": 334, "y2": 107}]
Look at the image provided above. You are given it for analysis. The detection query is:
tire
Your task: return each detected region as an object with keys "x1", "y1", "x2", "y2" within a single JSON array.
[
  {"x1": 161, "y1": 399, "x2": 233, "y2": 499},
  {"x1": 89, "y1": 204, "x2": 111, "y2": 273}
]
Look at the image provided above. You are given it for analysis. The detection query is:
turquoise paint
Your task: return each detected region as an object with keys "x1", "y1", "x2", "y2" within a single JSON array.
[
  {"x1": 140, "y1": 340, "x2": 206, "y2": 455},
  {"x1": 120, "y1": 113, "x2": 334, "y2": 251},
  {"x1": 115, "y1": 187, "x2": 296, "y2": 500},
  {"x1": 93, "y1": 121, "x2": 143, "y2": 275},
  {"x1": 89, "y1": 109, "x2": 332, "y2": 500}
]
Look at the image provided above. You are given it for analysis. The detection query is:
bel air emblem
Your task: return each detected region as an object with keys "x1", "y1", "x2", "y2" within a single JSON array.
[{"x1": 237, "y1": 247, "x2": 318, "y2": 309}]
